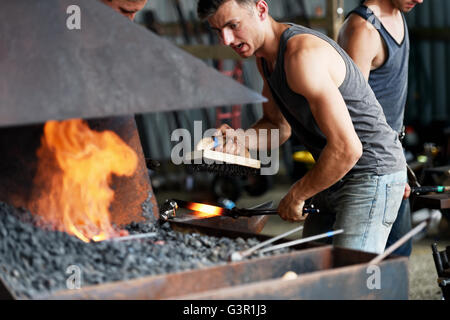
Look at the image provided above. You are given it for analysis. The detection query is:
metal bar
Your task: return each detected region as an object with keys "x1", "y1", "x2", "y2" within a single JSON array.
[
  {"x1": 369, "y1": 221, "x2": 428, "y2": 265},
  {"x1": 230, "y1": 225, "x2": 304, "y2": 261},
  {"x1": 259, "y1": 229, "x2": 344, "y2": 254},
  {"x1": 106, "y1": 232, "x2": 158, "y2": 242}
]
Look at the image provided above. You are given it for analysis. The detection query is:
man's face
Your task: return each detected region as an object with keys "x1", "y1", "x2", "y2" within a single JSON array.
[
  {"x1": 391, "y1": 0, "x2": 423, "y2": 13},
  {"x1": 101, "y1": 0, "x2": 147, "y2": 20},
  {"x1": 208, "y1": 0, "x2": 265, "y2": 58}
]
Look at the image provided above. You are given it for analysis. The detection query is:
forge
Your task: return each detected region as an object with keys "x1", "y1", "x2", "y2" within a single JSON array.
[
  {"x1": 0, "y1": 0, "x2": 409, "y2": 300},
  {"x1": 0, "y1": 0, "x2": 267, "y2": 236}
]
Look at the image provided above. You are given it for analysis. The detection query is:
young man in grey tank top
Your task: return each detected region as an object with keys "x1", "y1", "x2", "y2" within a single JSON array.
[
  {"x1": 338, "y1": 0, "x2": 424, "y2": 257},
  {"x1": 197, "y1": 0, "x2": 407, "y2": 254}
]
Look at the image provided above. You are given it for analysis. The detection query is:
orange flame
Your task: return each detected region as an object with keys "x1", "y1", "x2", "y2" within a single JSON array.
[
  {"x1": 30, "y1": 119, "x2": 138, "y2": 242},
  {"x1": 186, "y1": 203, "x2": 224, "y2": 219}
]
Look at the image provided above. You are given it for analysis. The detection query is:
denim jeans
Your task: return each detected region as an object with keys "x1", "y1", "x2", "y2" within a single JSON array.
[
  {"x1": 385, "y1": 199, "x2": 412, "y2": 257},
  {"x1": 303, "y1": 170, "x2": 407, "y2": 254}
]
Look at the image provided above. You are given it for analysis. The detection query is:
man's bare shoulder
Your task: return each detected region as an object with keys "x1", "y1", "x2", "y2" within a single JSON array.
[
  {"x1": 339, "y1": 13, "x2": 380, "y2": 44},
  {"x1": 284, "y1": 34, "x2": 328, "y2": 66},
  {"x1": 283, "y1": 35, "x2": 331, "y2": 96}
]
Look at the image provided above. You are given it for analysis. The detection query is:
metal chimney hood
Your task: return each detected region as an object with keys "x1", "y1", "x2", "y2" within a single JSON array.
[{"x1": 0, "y1": 0, "x2": 266, "y2": 127}]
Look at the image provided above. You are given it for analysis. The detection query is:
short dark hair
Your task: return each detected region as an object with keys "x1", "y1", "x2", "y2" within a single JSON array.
[{"x1": 197, "y1": 0, "x2": 258, "y2": 20}]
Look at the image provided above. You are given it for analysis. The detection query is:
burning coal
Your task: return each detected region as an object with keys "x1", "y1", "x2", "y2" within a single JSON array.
[{"x1": 29, "y1": 119, "x2": 138, "y2": 242}]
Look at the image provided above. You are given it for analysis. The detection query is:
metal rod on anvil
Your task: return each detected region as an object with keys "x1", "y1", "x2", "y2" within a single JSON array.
[{"x1": 159, "y1": 199, "x2": 319, "y2": 222}]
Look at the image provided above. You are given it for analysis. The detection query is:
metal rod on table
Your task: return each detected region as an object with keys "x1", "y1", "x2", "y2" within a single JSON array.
[
  {"x1": 369, "y1": 221, "x2": 428, "y2": 265},
  {"x1": 259, "y1": 229, "x2": 345, "y2": 254},
  {"x1": 229, "y1": 225, "x2": 304, "y2": 261}
]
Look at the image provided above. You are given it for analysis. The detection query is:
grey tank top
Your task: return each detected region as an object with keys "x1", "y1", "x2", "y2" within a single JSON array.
[
  {"x1": 261, "y1": 24, "x2": 405, "y2": 175},
  {"x1": 348, "y1": 5, "x2": 410, "y2": 133}
]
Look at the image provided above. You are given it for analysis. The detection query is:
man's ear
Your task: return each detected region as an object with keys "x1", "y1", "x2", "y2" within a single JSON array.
[{"x1": 255, "y1": 0, "x2": 269, "y2": 20}]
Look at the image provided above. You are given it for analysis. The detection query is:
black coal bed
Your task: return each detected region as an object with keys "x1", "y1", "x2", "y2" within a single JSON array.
[{"x1": 0, "y1": 200, "x2": 292, "y2": 299}]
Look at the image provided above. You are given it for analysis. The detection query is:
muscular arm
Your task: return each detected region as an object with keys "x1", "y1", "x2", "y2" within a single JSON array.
[
  {"x1": 337, "y1": 15, "x2": 383, "y2": 80},
  {"x1": 283, "y1": 41, "x2": 362, "y2": 206},
  {"x1": 215, "y1": 58, "x2": 291, "y2": 152}
]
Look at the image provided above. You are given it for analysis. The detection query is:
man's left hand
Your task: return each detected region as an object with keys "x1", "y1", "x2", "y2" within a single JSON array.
[{"x1": 403, "y1": 183, "x2": 411, "y2": 200}]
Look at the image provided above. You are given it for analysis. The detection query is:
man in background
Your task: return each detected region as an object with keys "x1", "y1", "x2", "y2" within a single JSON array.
[{"x1": 338, "y1": 0, "x2": 424, "y2": 256}]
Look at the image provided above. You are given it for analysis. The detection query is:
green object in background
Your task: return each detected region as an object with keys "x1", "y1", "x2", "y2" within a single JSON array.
[{"x1": 417, "y1": 155, "x2": 428, "y2": 163}]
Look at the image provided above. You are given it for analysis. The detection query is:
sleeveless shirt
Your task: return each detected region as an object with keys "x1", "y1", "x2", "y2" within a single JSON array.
[
  {"x1": 261, "y1": 24, "x2": 405, "y2": 175},
  {"x1": 348, "y1": 5, "x2": 410, "y2": 133}
]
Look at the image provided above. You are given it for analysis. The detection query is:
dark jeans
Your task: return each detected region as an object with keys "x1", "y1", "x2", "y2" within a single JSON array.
[{"x1": 385, "y1": 199, "x2": 412, "y2": 257}]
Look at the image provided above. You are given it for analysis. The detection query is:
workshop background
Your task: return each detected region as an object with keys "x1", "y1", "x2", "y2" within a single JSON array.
[{"x1": 130, "y1": 0, "x2": 450, "y2": 300}]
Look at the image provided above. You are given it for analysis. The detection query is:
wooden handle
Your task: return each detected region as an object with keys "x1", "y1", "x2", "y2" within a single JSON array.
[{"x1": 196, "y1": 136, "x2": 251, "y2": 159}]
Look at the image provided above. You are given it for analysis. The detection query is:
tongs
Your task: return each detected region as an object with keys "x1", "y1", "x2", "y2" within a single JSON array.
[{"x1": 159, "y1": 199, "x2": 319, "y2": 222}]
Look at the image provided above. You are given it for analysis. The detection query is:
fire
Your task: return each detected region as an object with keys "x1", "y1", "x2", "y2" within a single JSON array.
[
  {"x1": 186, "y1": 203, "x2": 224, "y2": 219},
  {"x1": 30, "y1": 119, "x2": 138, "y2": 242}
]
